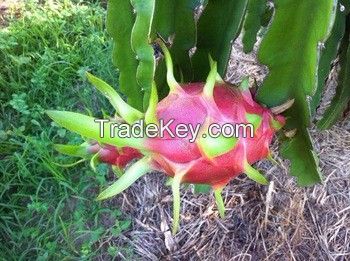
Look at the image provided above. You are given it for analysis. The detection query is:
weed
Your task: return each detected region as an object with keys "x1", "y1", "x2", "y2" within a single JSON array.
[{"x1": 0, "y1": 0, "x2": 132, "y2": 259}]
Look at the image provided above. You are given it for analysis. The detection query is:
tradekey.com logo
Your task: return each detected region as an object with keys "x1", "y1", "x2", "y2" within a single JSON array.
[{"x1": 94, "y1": 119, "x2": 255, "y2": 143}]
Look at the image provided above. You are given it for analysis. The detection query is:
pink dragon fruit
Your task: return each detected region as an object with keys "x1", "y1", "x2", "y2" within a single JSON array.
[
  {"x1": 54, "y1": 142, "x2": 142, "y2": 170},
  {"x1": 48, "y1": 43, "x2": 285, "y2": 233},
  {"x1": 88, "y1": 143, "x2": 142, "y2": 168}
]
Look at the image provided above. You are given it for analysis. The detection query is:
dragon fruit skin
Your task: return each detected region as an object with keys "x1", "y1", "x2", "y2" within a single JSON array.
[
  {"x1": 145, "y1": 82, "x2": 285, "y2": 189},
  {"x1": 88, "y1": 143, "x2": 142, "y2": 168},
  {"x1": 47, "y1": 42, "x2": 285, "y2": 233}
]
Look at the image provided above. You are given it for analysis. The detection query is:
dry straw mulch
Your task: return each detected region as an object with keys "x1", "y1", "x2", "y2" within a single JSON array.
[{"x1": 103, "y1": 38, "x2": 350, "y2": 260}]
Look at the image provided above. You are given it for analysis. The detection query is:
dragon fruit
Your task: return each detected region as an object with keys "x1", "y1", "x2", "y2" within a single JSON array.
[{"x1": 47, "y1": 42, "x2": 285, "y2": 233}]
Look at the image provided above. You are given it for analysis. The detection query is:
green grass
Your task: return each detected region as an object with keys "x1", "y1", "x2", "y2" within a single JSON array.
[{"x1": 0, "y1": 0, "x2": 133, "y2": 259}]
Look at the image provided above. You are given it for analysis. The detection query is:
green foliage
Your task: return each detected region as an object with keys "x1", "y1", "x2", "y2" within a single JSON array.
[
  {"x1": 130, "y1": 0, "x2": 156, "y2": 110},
  {"x1": 106, "y1": 0, "x2": 350, "y2": 187},
  {"x1": 0, "y1": 1, "x2": 132, "y2": 258},
  {"x1": 151, "y1": 0, "x2": 199, "y2": 95},
  {"x1": 318, "y1": 16, "x2": 350, "y2": 129},
  {"x1": 171, "y1": 0, "x2": 198, "y2": 82},
  {"x1": 311, "y1": 2, "x2": 348, "y2": 117},
  {"x1": 192, "y1": 0, "x2": 248, "y2": 80},
  {"x1": 257, "y1": 0, "x2": 335, "y2": 185},
  {"x1": 242, "y1": 0, "x2": 267, "y2": 53},
  {"x1": 106, "y1": 0, "x2": 141, "y2": 110}
]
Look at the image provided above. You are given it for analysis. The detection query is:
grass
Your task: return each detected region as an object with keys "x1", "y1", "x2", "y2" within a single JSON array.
[{"x1": 0, "y1": 0, "x2": 133, "y2": 259}]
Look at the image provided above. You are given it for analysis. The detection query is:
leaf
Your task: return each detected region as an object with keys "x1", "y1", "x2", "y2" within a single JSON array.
[
  {"x1": 318, "y1": 18, "x2": 350, "y2": 129},
  {"x1": 130, "y1": 0, "x2": 156, "y2": 110},
  {"x1": 257, "y1": 0, "x2": 335, "y2": 186},
  {"x1": 97, "y1": 157, "x2": 151, "y2": 200},
  {"x1": 242, "y1": 0, "x2": 267, "y2": 53},
  {"x1": 310, "y1": 2, "x2": 347, "y2": 116},
  {"x1": 192, "y1": 0, "x2": 248, "y2": 81},
  {"x1": 107, "y1": 0, "x2": 141, "y2": 110}
]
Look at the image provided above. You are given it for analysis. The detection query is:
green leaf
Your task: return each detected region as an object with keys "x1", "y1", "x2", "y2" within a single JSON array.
[
  {"x1": 46, "y1": 110, "x2": 145, "y2": 149},
  {"x1": 97, "y1": 157, "x2": 151, "y2": 200},
  {"x1": 107, "y1": 0, "x2": 141, "y2": 110},
  {"x1": 318, "y1": 19, "x2": 350, "y2": 129},
  {"x1": 242, "y1": 0, "x2": 267, "y2": 53},
  {"x1": 310, "y1": 3, "x2": 347, "y2": 116},
  {"x1": 257, "y1": 0, "x2": 335, "y2": 186},
  {"x1": 86, "y1": 72, "x2": 143, "y2": 124},
  {"x1": 192, "y1": 0, "x2": 248, "y2": 81},
  {"x1": 130, "y1": 0, "x2": 156, "y2": 111}
]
